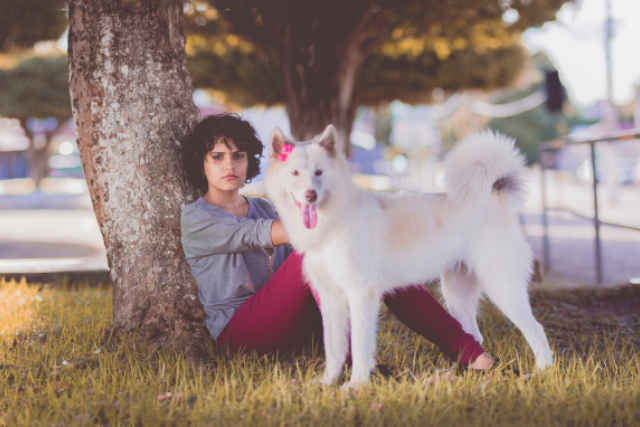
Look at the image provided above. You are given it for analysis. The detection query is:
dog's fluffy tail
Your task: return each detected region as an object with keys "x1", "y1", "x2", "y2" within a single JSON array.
[{"x1": 444, "y1": 130, "x2": 527, "y2": 208}]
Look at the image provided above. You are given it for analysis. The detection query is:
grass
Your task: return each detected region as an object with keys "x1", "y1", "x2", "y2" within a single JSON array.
[{"x1": 1, "y1": 276, "x2": 639, "y2": 427}]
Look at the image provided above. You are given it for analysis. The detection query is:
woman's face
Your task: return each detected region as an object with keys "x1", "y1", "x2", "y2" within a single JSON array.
[{"x1": 203, "y1": 139, "x2": 249, "y2": 194}]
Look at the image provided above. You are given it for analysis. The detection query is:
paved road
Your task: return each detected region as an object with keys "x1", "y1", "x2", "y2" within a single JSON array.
[
  {"x1": 523, "y1": 167, "x2": 640, "y2": 288},
  {"x1": 1, "y1": 174, "x2": 639, "y2": 288},
  {"x1": 0, "y1": 191, "x2": 108, "y2": 275},
  {"x1": 523, "y1": 210, "x2": 640, "y2": 288}
]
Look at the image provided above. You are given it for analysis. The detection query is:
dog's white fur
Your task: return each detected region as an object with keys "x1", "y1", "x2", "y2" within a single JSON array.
[{"x1": 264, "y1": 125, "x2": 553, "y2": 388}]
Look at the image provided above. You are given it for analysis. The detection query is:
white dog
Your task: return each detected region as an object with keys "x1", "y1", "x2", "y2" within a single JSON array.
[{"x1": 264, "y1": 125, "x2": 553, "y2": 388}]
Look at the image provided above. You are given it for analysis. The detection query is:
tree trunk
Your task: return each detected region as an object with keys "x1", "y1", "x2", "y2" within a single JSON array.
[
  {"x1": 277, "y1": 6, "x2": 380, "y2": 158},
  {"x1": 281, "y1": 32, "x2": 361, "y2": 158},
  {"x1": 216, "y1": 2, "x2": 383, "y2": 158},
  {"x1": 19, "y1": 118, "x2": 51, "y2": 186},
  {"x1": 25, "y1": 144, "x2": 49, "y2": 184},
  {"x1": 67, "y1": 0, "x2": 208, "y2": 353}
]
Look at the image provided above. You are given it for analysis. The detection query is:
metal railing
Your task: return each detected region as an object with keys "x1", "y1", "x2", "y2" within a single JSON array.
[{"x1": 539, "y1": 129, "x2": 640, "y2": 285}]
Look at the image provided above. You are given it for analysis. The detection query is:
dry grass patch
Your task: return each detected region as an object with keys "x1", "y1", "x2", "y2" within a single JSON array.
[{"x1": 1, "y1": 276, "x2": 639, "y2": 426}]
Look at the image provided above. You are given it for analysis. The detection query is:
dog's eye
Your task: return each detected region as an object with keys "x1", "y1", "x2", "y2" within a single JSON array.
[
  {"x1": 292, "y1": 170, "x2": 299, "y2": 176},
  {"x1": 315, "y1": 170, "x2": 322, "y2": 176}
]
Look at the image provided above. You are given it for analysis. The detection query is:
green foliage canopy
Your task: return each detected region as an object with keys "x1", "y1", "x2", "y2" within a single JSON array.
[
  {"x1": 357, "y1": 41, "x2": 527, "y2": 106},
  {"x1": 0, "y1": 0, "x2": 67, "y2": 52},
  {"x1": 185, "y1": 0, "x2": 570, "y2": 108},
  {"x1": 0, "y1": 55, "x2": 71, "y2": 120}
]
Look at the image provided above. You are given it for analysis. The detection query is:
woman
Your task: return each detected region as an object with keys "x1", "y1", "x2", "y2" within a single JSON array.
[{"x1": 180, "y1": 114, "x2": 494, "y2": 370}]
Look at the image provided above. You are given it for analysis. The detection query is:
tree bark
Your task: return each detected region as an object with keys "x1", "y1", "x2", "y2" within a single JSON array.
[{"x1": 67, "y1": 0, "x2": 208, "y2": 353}]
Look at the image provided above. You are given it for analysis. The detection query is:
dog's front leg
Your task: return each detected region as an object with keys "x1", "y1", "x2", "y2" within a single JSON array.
[
  {"x1": 304, "y1": 256, "x2": 350, "y2": 385},
  {"x1": 343, "y1": 289, "x2": 381, "y2": 389},
  {"x1": 317, "y1": 287, "x2": 350, "y2": 385}
]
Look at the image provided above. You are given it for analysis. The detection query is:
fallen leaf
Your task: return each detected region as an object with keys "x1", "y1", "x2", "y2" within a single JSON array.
[
  {"x1": 442, "y1": 370, "x2": 455, "y2": 383},
  {"x1": 426, "y1": 370, "x2": 456, "y2": 385},
  {"x1": 157, "y1": 392, "x2": 172, "y2": 403},
  {"x1": 74, "y1": 414, "x2": 91, "y2": 423},
  {"x1": 480, "y1": 376, "x2": 492, "y2": 391},
  {"x1": 369, "y1": 402, "x2": 383, "y2": 412}
]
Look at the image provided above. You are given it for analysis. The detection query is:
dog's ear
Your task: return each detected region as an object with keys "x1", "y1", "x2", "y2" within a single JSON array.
[
  {"x1": 316, "y1": 124, "x2": 338, "y2": 157},
  {"x1": 269, "y1": 127, "x2": 287, "y2": 161}
]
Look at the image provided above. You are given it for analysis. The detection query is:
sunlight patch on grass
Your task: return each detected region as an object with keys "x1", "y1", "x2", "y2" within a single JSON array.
[{"x1": 0, "y1": 277, "x2": 46, "y2": 336}]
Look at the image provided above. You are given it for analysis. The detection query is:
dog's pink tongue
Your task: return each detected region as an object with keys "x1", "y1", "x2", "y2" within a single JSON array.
[{"x1": 299, "y1": 204, "x2": 318, "y2": 229}]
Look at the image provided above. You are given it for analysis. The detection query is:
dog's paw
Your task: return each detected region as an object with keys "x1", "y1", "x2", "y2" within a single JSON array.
[
  {"x1": 340, "y1": 380, "x2": 363, "y2": 392},
  {"x1": 320, "y1": 371, "x2": 338, "y2": 386},
  {"x1": 536, "y1": 354, "x2": 554, "y2": 372}
]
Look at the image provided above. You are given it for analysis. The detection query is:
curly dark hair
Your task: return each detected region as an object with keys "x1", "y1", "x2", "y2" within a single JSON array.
[{"x1": 180, "y1": 114, "x2": 264, "y2": 195}]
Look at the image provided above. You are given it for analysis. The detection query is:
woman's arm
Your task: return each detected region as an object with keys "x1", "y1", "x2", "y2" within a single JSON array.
[
  {"x1": 270, "y1": 220, "x2": 290, "y2": 246},
  {"x1": 182, "y1": 207, "x2": 276, "y2": 255}
]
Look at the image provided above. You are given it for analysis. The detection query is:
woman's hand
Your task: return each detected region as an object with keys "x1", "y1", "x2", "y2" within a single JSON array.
[{"x1": 271, "y1": 220, "x2": 290, "y2": 246}]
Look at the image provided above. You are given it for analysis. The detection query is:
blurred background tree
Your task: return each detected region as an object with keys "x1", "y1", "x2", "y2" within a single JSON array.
[
  {"x1": 0, "y1": 0, "x2": 67, "y2": 52},
  {"x1": 0, "y1": 55, "x2": 71, "y2": 183},
  {"x1": 185, "y1": 0, "x2": 571, "y2": 155},
  {"x1": 0, "y1": 1, "x2": 572, "y2": 158},
  {"x1": 0, "y1": 0, "x2": 69, "y2": 182}
]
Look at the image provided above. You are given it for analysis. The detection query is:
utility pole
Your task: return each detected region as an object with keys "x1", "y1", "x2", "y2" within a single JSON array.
[{"x1": 604, "y1": 0, "x2": 616, "y2": 132}]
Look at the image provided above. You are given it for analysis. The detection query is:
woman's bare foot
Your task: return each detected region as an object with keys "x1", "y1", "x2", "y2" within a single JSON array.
[{"x1": 468, "y1": 352, "x2": 495, "y2": 370}]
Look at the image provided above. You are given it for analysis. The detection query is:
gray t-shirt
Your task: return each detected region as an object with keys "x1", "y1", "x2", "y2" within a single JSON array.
[{"x1": 180, "y1": 197, "x2": 291, "y2": 339}]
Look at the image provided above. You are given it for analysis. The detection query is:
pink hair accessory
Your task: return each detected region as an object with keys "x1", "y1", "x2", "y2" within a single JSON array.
[{"x1": 278, "y1": 144, "x2": 294, "y2": 162}]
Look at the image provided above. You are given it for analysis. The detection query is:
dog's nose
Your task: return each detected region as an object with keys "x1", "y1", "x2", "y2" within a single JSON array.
[{"x1": 305, "y1": 190, "x2": 317, "y2": 203}]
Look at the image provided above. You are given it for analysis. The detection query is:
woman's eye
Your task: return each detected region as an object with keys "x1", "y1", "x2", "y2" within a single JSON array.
[
  {"x1": 315, "y1": 170, "x2": 322, "y2": 176},
  {"x1": 292, "y1": 170, "x2": 299, "y2": 176},
  {"x1": 234, "y1": 153, "x2": 245, "y2": 159},
  {"x1": 213, "y1": 154, "x2": 223, "y2": 161}
]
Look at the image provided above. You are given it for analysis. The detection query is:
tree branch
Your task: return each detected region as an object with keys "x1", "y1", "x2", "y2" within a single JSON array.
[{"x1": 340, "y1": 1, "x2": 387, "y2": 64}]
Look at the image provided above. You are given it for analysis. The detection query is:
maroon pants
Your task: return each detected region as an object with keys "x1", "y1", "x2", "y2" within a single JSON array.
[{"x1": 217, "y1": 251, "x2": 485, "y2": 366}]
